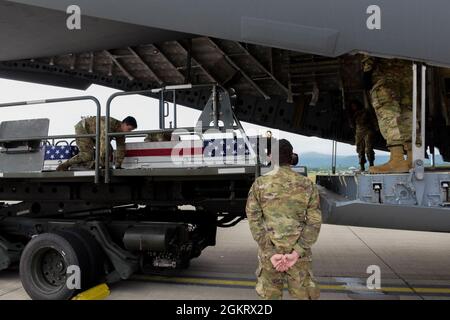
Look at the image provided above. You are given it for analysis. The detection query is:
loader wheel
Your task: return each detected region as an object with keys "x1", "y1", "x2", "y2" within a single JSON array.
[
  {"x1": 57, "y1": 228, "x2": 106, "y2": 286},
  {"x1": 178, "y1": 258, "x2": 190, "y2": 269},
  {"x1": 19, "y1": 232, "x2": 90, "y2": 300}
]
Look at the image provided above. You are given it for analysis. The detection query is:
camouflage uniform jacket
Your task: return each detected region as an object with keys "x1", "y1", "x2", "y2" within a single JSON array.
[
  {"x1": 361, "y1": 55, "x2": 412, "y2": 106},
  {"x1": 81, "y1": 116, "x2": 125, "y2": 167},
  {"x1": 246, "y1": 165, "x2": 322, "y2": 259}
]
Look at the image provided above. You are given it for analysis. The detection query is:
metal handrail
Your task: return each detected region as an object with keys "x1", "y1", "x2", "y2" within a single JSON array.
[
  {"x1": 104, "y1": 84, "x2": 219, "y2": 183},
  {"x1": 106, "y1": 128, "x2": 200, "y2": 138},
  {"x1": 0, "y1": 96, "x2": 101, "y2": 183},
  {"x1": 0, "y1": 134, "x2": 94, "y2": 142},
  {"x1": 104, "y1": 83, "x2": 261, "y2": 183}
]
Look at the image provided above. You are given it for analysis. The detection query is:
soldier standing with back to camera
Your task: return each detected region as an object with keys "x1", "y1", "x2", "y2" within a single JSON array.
[{"x1": 246, "y1": 139, "x2": 322, "y2": 300}]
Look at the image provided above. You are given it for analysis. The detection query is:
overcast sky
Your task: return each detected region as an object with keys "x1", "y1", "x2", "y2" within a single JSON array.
[{"x1": 0, "y1": 78, "x2": 387, "y2": 158}]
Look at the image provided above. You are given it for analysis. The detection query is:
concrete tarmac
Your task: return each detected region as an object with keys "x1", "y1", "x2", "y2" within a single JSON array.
[{"x1": 1, "y1": 222, "x2": 450, "y2": 300}]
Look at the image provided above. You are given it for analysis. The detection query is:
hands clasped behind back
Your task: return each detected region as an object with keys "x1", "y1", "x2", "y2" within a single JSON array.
[{"x1": 270, "y1": 251, "x2": 300, "y2": 272}]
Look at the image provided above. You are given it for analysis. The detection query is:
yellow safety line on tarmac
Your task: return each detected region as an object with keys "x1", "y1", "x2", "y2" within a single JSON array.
[
  {"x1": 131, "y1": 275, "x2": 450, "y2": 295},
  {"x1": 133, "y1": 275, "x2": 256, "y2": 287},
  {"x1": 414, "y1": 287, "x2": 450, "y2": 294}
]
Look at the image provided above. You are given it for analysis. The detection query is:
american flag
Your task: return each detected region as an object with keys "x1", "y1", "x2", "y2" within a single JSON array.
[
  {"x1": 42, "y1": 144, "x2": 80, "y2": 170},
  {"x1": 44, "y1": 145, "x2": 79, "y2": 160},
  {"x1": 122, "y1": 137, "x2": 257, "y2": 169},
  {"x1": 203, "y1": 137, "x2": 253, "y2": 157}
]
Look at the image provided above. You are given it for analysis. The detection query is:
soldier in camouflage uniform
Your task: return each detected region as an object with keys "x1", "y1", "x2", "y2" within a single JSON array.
[
  {"x1": 144, "y1": 131, "x2": 173, "y2": 142},
  {"x1": 361, "y1": 55, "x2": 413, "y2": 173},
  {"x1": 56, "y1": 116, "x2": 137, "y2": 171},
  {"x1": 348, "y1": 100, "x2": 377, "y2": 171},
  {"x1": 246, "y1": 139, "x2": 322, "y2": 300}
]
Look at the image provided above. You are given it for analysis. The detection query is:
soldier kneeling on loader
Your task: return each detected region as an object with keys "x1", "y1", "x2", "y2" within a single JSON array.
[{"x1": 56, "y1": 116, "x2": 137, "y2": 171}]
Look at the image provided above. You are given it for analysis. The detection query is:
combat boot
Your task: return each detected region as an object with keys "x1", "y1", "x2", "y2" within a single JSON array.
[
  {"x1": 404, "y1": 143, "x2": 413, "y2": 168},
  {"x1": 56, "y1": 162, "x2": 70, "y2": 171},
  {"x1": 358, "y1": 155, "x2": 366, "y2": 172},
  {"x1": 369, "y1": 145, "x2": 409, "y2": 174},
  {"x1": 367, "y1": 151, "x2": 375, "y2": 167}
]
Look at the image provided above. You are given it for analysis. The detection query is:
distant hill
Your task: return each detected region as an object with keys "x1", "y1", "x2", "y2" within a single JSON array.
[{"x1": 298, "y1": 152, "x2": 448, "y2": 170}]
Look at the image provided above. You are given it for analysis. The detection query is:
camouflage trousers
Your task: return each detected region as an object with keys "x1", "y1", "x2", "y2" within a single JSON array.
[
  {"x1": 65, "y1": 122, "x2": 95, "y2": 168},
  {"x1": 255, "y1": 251, "x2": 320, "y2": 300},
  {"x1": 370, "y1": 80, "x2": 412, "y2": 147},
  {"x1": 144, "y1": 131, "x2": 172, "y2": 142},
  {"x1": 355, "y1": 128, "x2": 375, "y2": 165}
]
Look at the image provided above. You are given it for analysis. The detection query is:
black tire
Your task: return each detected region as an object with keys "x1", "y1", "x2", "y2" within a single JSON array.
[
  {"x1": 178, "y1": 258, "x2": 190, "y2": 269},
  {"x1": 19, "y1": 232, "x2": 90, "y2": 300},
  {"x1": 57, "y1": 228, "x2": 106, "y2": 286}
]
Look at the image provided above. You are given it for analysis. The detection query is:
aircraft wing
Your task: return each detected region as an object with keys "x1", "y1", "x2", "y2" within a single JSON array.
[
  {"x1": 3, "y1": 0, "x2": 450, "y2": 67},
  {"x1": 1, "y1": 0, "x2": 450, "y2": 160}
]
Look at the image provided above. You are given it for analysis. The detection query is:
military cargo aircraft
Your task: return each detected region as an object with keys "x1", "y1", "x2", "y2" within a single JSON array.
[{"x1": 0, "y1": 0, "x2": 449, "y2": 299}]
